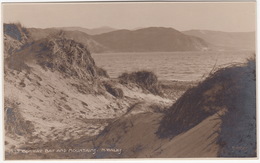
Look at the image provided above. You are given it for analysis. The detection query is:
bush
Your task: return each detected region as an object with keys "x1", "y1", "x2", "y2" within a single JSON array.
[
  {"x1": 103, "y1": 82, "x2": 124, "y2": 98},
  {"x1": 4, "y1": 98, "x2": 35, "y2": 137},
  {"x1": 4, "y1": 23, "x2": 23, "y2": 41},
  {"x1": 118, "y1": 70, "x2": 162, "y2": 95},
  {"x1": 96, "y1": 67, "x2": 109, "y2": 78}
]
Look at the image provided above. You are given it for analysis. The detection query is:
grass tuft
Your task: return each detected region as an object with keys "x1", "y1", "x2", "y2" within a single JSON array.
[{"x1": 118, "y1": 70, "x2": 163, "y2": 95}]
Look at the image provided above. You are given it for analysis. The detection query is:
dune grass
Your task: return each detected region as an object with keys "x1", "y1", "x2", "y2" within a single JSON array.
[
  {"x1": 103, "y1": 81, "x2": 124, "y2": 98},
  {"x1": 118, "y1": 70, "x2": 163, "y2": 95},
  {"x1": 96, "y1": 67, "x2": 109, "y2": 78},
  {"x1": 4, "y1": 98, "x2": 35, "y2": 138}
]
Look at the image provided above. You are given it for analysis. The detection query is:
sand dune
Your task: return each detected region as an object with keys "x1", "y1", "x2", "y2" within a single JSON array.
[{"x1": 4, "y1": 62, "x2": 174, "y2": 159}]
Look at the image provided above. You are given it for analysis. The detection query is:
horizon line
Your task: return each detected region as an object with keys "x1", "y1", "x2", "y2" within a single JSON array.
[{"x1": 3, "y1": 22, "x2": 256, "y2": 33}]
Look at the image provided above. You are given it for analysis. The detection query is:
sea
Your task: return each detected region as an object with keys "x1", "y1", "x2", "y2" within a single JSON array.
[{"x1": 92, "y1": 50, "x2": 255, "y2": 81}]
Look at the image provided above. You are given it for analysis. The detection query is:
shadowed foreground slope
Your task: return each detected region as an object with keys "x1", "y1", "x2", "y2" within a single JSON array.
[{"x1": 157, "y1": 59, "x2": 256, "y2": 157}]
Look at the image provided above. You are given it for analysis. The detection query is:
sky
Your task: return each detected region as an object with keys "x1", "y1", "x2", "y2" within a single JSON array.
[{"x1": 2, "y1": 2, "x2": 256, "y2": 32}]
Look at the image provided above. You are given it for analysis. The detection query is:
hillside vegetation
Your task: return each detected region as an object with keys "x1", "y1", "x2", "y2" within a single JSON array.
[{"x1": 119, "y1": 71, "x2": 163, "y2": 95}]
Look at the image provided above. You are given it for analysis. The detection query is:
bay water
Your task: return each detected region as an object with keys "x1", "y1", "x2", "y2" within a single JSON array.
[{"x1": 92, "y1": 51, "x2": 254, "y2": 81}]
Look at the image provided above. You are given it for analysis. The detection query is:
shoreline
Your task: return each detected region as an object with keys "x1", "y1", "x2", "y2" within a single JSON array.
[
  {"x1": 92, "y1": 49, "x2": 255, "y2": 55},
  {"x1": 160, "y1": 80, "x2": 197, "y2": 100}
]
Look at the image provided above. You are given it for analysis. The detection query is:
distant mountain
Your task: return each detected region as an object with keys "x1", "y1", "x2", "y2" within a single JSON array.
[
  {"x1": 57, "y1": 26, "x2": 117, "y2": 35},
  {"x1": 183, "y1": 30, "x2": 255, "y2": 50},
  {"x1": 92, "y1": 27, "x2": 209, "y2": 52}
]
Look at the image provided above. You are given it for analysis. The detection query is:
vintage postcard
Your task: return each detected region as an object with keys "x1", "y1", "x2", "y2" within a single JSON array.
[{"x1": 2, "y1": 1, "x2": 256, "y2": 160}]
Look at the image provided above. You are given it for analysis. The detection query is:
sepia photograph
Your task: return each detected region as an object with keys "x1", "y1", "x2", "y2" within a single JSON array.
[{"x1": 2, "y1": 0, "x2": 257, "y2": 160}]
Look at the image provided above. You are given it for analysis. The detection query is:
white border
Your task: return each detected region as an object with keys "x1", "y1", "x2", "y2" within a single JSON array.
[{"x1": 0, "y1": 0, "x2": 257, "y2": 2}]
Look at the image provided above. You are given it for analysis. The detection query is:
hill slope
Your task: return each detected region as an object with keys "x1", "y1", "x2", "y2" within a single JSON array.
[
  {"x1": 183, "y1": 30, "x2": 255, "y2": 50},
  {"x1": 92, "y1": 27, "x2": 209, "y2": 52},
  {"x1": 58, "y1": 26, "x2": 117, "y2": 35}
]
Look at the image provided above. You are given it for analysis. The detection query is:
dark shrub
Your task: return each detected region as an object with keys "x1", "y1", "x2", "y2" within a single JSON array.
[
  {"x1": 103, "y1": 82, "x2": 124, "y2": 98},
  {"x1": 4, "y1": 23, "x2": 23, "y2": 41},
  {"x1": 118, "y1": 70, "x2": 162, "y2": 95},
  {"x1": 4, "y1": 99, "x2": 35, "y2": 137},
  {"x1": 96, "y1": 67, "x2": 109, "y2": 78}
]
